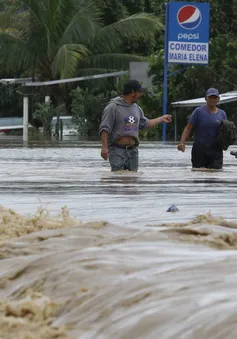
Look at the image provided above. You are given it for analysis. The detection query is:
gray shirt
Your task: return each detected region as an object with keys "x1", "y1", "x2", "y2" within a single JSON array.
[{"x1": 99, "y1": 96, "x2": 148, "y2": 145}]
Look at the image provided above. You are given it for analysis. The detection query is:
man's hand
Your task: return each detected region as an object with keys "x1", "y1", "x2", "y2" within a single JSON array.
[
  {"x1": 161, "y1": 114, "x2": 172, "y2": 123},
  {"x1": 177, "y1": 143, "x2": 185, "y2": 152},
  {"x1": 101, "y1": 146, "x2": 109, "y2": 160}
]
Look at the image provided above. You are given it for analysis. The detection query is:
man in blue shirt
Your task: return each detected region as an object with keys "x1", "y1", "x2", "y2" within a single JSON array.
[{"x1": 177, "y1": 88, "x2": 227, "y2": 169}]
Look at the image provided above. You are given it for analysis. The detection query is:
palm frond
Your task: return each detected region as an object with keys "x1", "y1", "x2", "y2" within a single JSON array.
[
  {"x1": 23, "y1": 0, "x2": 46, "y2": 29},
  {"x1": 61, "y1": 2, "x2": 102, "y2": 46},
  {"x1": 0, "y1": 3, "x2": 30, "y2": 33},
  {"x1": 81, "y1": 53, "x2": 146, "y2": 70},
  {"x1": 52, "y1": 44, "x2": 89, "y2": 79},
  {"x1": 92, "y1": 13, "x2": 163, "y2": 53},
  {"x1": 40, "y1": 0, "x2": 79, "y2": 43},
  {"x1": 0, "y1": 32, "x2": 33, "y2": 73},
  {"x1": 0, "y1": 0, "x2": 50, "y2": 56}
]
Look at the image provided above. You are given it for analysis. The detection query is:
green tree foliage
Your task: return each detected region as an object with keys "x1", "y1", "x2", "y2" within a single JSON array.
[
  {"x1": 93, "y1": 0, "x2": 160, "y2": 56},
  {"x1": 71, "y1": 87, "x2": 117, "y2": 137},
  {"x1": 33, "y1": 101, "x2": 56, "y2": 136},
  {"x1": 0, "y1": 0, "x2": 163, "y2": 80},
  {"x1": 1, "y1": 0, "x2": 237, "y2": 140},
  {"x1": 121, "y1": 0, "x2": 145, "y2": 15},
  {"x1": 148, "y1": 0, "x2": 237, "y2": 140},
  {"x1": 0, "y1": 0, "x2": 163, "y2": 117},
  {"x1": 94, "y1": 0, "x2": 128, "y2": 25}
]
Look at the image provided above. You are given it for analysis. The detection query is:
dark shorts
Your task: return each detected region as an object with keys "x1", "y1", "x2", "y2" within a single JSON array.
[
  {"x1": 109, "y1": 145, "x2": 138, "y2": 171},
  {"x1": 191, "y1": 142, "x2": 223, "y2": 169}
]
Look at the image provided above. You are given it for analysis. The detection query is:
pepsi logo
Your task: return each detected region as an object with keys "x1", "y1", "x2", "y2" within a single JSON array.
[{"x1": 177, "y1": 5, "x2": 202, "y2": 30}]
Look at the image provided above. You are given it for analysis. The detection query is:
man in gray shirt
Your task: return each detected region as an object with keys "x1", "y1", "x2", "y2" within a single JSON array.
[{"x1": 99, "y1": 80, "x2": 172, "y2": 171}]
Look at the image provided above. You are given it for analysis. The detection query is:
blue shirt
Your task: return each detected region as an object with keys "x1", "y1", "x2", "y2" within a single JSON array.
[{"x1": 188, "y1": 105, "x2": 227, "y2": 145}]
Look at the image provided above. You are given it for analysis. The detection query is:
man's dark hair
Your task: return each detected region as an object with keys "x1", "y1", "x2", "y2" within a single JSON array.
[{"x1": 122, "y1": 80, "x2": 144, "y2": 95}]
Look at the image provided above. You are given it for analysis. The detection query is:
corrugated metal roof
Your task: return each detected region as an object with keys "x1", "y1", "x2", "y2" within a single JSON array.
[{"x1": 171, "y1": 91, "x2": 237, "y2": 107}]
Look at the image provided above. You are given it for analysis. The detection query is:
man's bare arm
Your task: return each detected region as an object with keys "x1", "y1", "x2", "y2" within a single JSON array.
[
  {"x1": 147, "y1": 114, "x2": 172, "y2": 128},
  {"x1": 101, "y1": 131, "x2": 109, "y2": 160},
  {"x1": 177, "y1": 123, "x2": 193, "y2": 152}
]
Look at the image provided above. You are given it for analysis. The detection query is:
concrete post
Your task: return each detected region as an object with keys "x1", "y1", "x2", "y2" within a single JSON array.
[{"x1": 23, "y1": 96, "x2": 29, "y2": 143}]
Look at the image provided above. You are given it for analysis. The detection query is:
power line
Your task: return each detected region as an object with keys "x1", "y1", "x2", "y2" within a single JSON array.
[{"x1": 206, "y1": 66, "x2": 237, "y2": 89}]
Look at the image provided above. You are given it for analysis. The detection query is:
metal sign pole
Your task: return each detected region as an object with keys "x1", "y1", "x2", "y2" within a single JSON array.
[{"x1": 162, "y1": 2, "x2": 170, "y2": 143}]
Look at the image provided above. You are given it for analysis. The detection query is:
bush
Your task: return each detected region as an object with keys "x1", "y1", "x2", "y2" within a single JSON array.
[
  {"x1": 71, "y1": 87, "x2": 117, "y2": 137},
  {"x1": 33, "y1": 101, "x2": 56, "y2": 137}
]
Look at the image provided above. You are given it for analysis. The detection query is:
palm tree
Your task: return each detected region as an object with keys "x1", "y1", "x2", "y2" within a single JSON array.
[{"x1": 0, "y1": 0, "x2": 163, "y2": 81}]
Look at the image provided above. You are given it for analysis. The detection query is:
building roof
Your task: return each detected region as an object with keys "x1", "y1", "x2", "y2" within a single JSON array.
[{"x1": 171, "y1": 91, "x2": 237, "y2": 107}]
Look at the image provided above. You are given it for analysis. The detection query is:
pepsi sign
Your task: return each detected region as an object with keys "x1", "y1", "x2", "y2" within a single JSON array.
[{"x1": 167, "y1": 2, "x2": 210, "y2": 65}]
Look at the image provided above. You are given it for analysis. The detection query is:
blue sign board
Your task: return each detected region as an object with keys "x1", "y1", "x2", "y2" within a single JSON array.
[{"x1": 168, "y1": 2, "x2": 210, "y2": 65}]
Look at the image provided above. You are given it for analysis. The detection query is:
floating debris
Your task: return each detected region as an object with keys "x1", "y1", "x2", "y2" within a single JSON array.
[
  {"x1": 166, "y1": 204, "x2": 179, "y2": 213},
  {"x1": 230, "y1": 151, "x2": 237, "y2": 158}
]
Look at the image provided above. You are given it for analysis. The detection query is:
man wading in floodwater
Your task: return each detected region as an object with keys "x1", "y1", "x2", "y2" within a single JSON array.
[
  {"x1": 99, "y1": 80, "x2": 172, "y2": 171},
  {"x1": 177, "y1": 88, "x2": 227, "y2": 170}
]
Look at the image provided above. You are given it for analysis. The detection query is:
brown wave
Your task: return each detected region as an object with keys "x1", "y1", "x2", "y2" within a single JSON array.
[
  {"x1": 0, "y1": 292, "x2": 69, "y2": 339},
  {"x1": 159, "y1": 212, "x2": 237, "y2": 229},
  {"x1": 157, "y1": 213, "x2": 237, "y2": 249}
]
